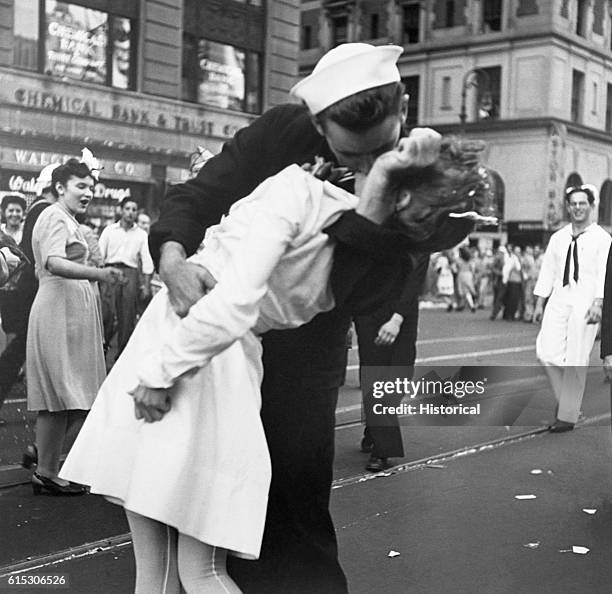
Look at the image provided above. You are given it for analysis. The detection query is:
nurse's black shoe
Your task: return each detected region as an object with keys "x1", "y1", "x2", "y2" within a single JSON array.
[{"x1": 31, "y1": 472, "x2": 86, "y2": 496}]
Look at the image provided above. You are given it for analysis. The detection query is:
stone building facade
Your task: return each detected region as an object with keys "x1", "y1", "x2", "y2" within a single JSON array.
[
  {"x1": 299, "y1": 0, "x2": 612, "y2": 245},
  {"x1": 0, "y1": 0, "x2": 299, "y2": 229}
]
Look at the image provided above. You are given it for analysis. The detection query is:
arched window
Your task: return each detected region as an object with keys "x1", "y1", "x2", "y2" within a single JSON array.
[{"x1": 599, "y1": 180, "x2": 612, "y2": 226}]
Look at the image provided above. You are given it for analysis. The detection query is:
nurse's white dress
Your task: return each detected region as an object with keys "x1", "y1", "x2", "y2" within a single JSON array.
[{"x1": 60, "y1": 165, "x2": 357, "y2": 560}]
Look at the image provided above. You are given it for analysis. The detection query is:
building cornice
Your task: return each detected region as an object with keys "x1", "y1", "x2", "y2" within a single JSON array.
[{"x1": 432, "y1": 116, "x2": 612, "y2": 145}]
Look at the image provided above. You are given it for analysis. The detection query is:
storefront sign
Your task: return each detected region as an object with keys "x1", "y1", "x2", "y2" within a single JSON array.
[
  {"x1": 0, "y1": 148, "x2": 150, "y2": 181},
  {"x1": 8, "y1": 83, "x2": 245, "y2": 139}
]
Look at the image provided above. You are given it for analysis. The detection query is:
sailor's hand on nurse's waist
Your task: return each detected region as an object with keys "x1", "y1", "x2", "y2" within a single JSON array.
[
  {"x1": 160, "y1": 245, "x2": 217, "y2": 317},
  {"x1": 129, "y1": 384, "x2": 171, "y2": 423}
]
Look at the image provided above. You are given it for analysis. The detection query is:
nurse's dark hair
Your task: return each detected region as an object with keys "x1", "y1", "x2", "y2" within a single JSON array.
[
  {"x1": 50, "y1": 159, "x2": 93, "y2": 198},
  {"x1": 315, "y1": 82, "x2": 405, "y2": 132}
]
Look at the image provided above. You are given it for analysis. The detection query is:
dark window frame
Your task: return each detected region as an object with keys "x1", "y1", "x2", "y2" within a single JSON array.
[
  {"x1": 476, "y1": 66, "x2": 501, "y2": 121},
  {"x1": 482, "y1": 0, "x2": 502, "y2": 32},
  {"x1": 606, "y1": 82, "x2": 612, "y2": 132},
  {"x1": 370, "y1": 13, "x2": 380, "y2": 39},
  {"x1": 571, "y1": 69, "x2": 585, "y2": 123},
  {"x1": 402, "y1": 4, "x2": 420, "y2": 44},
  {"x1": 302, "y1": 24, "x2": 313, "y2": 49},
  {"x1": 445, "y1": 0, "x2": 455, "y2": 27},
  {"x1": 331, "y1": 15, "x2": 349, "y2": 46},
  {"x1": 12, "y1": 0, "x2": 137, "y2": 90},
  {"x1": 181, "y1": 33, "x2": 263, "y2": 115},
  {"x1": 402, "y1": 75, "x2": 420, "y2": 127}
]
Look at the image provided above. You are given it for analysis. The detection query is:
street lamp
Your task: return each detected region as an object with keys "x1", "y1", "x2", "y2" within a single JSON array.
[{"x1": 459, "y1": 68, "x2": 492, "y2": 133}]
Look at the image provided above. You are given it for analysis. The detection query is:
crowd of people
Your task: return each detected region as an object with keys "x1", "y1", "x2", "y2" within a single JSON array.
[
  {"x1": 1, "y1": 41, "x2": 612, "y2": 594},
  {"x1": 431, "y1": 243, "x2": 545, "y2": 321}
]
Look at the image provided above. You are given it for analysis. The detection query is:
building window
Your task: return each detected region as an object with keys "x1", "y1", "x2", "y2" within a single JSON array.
[
  {"x1": 482, "y1": 0, "x2": 502, "y2": 32},
  {"x1": 593, "y1": 82, "x2": 598, "y2": 114},
  {"x1": 182, "y1": 36, "x2": 262, "y2": 114},
  {"x1": 402, "y1": 75, "x2": 420, "y2": 127},
  {"x1": 331, "y1": 16, "x2": 348, "y2": 45},
  {"x1": 12, "y1": 0, "x2": 135, "y2": 90},
  {"x1": 576, "y1": 0, "x2": 587, "y2": 36},
  {"x1": 402, "y1": 4, "x2": 420, "y2": 44},
  {"x1": 441, "y1": 76, "x2": 451, "y2": 109},
  {"x1": 599, "y1": 180, "x2": 612, "y2": 225},
  {"x1": 370, "y1": 13, "x2": 380, "y2": 38},
  {"x1": 476, "y1": 66, "x2": 501, "y2": 120},
  {"x1": 445, "y1": 1, "x2": 455, "y2": 27},
  {"x1": 302, "y1": 25, "x2": 313, "y2": 50},
  {"x1": 571, "y1": 69, "x2": 585, "y2": 123},
  {"x1": 13, "y1": 0, "x2": 39, "y2": 71},
  {"x1": 606, "y1": 83, "x2": 612, "y2": 132}
]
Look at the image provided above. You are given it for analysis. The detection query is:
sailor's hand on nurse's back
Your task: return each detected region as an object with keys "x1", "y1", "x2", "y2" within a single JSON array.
[{"x1": 159, "y1": 242, "x2": 217, "y2": 317}]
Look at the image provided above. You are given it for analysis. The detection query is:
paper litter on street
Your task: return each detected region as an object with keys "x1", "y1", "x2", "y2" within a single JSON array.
[
  {"x1": 523, "y1": 542, "x2": 540, "y2": 549},
  {"x1": 559, "y1": 546, "x2": 590, "y2": 555},
  {"x1": 530, "y1": 469, "x2": 543, "y2": 475},
  {"x1": 582, "y1": 509, "x2": 597, "y2": 515},
  {"x1": 387, "y1": 550, "x2": 401, "y2": 558},
  {"x1": 515, "y1": 494, "x2": 537, "y2": 500}
]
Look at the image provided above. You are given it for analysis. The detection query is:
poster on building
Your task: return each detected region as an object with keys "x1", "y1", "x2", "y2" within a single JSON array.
[
  {"x1": 44, "y1": 0, "x2": 107, "y2": 85},
  {"x1": 197, "y1": 39, "x2": 245, "y2": 110},
  {"x1": 111, "y1": 16, "x2": 131, "y2": 90}
]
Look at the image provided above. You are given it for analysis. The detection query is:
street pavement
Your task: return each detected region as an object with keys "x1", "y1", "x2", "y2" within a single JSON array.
[{"x1": 1, "y1": 308, "x2": 612, "y2": 593}]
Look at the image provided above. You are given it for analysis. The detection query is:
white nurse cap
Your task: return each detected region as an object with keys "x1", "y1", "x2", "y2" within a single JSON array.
[{"x1": 290, "y1": 43, "x2": 403, "y2": 115}]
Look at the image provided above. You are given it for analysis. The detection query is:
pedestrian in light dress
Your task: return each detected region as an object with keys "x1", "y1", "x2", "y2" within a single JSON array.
[
  {"x1": 435, "y1": 251, "x2": 455, "y2": 311},
  {"x1": 455, "y1": 245, "x2": 477, "y2": 312},
  {"x1": 26, "y1": 159, "x2": 124, "y2": 496}
]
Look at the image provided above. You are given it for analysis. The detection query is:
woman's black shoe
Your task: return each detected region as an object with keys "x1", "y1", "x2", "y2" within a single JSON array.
[
  {"x1": 31, "y1": 472, "x2": 86, "y2": 496},
  {"x1": 21, "y1": 444, "x2": 38, "y2": 469}
]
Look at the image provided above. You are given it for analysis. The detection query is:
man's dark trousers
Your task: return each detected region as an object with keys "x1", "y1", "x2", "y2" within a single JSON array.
[
  {"x1": 227, "y1": 308, "x2": 350, "y2": 593},
  {"x1": 100, "y1": 266, "x2": 139, "y2": 355}
]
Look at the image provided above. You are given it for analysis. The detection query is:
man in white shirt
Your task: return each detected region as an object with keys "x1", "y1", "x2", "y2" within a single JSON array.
[
  {"x1": 533, "y1": 185, "x2": 611, "y2": 432},
  {"x1": 99, "y1": 198, "x2": 154, "y2": 358}
]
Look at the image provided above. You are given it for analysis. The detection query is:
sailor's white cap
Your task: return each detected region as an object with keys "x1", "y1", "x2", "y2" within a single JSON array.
[
  {"x1": 290, "y1": 43, "x2": 403, "y2": 115},
  {"x1": 35, "y1": 163, "x2": 60, "y2": 196}
]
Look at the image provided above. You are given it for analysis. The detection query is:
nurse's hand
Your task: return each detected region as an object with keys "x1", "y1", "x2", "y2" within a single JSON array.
[
  {"x1": 130, "y1": 384, "x2": 172, "y2": 423},
  {"x1": 159, "y1": 242, "x2": 217, "y2": 317}
]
